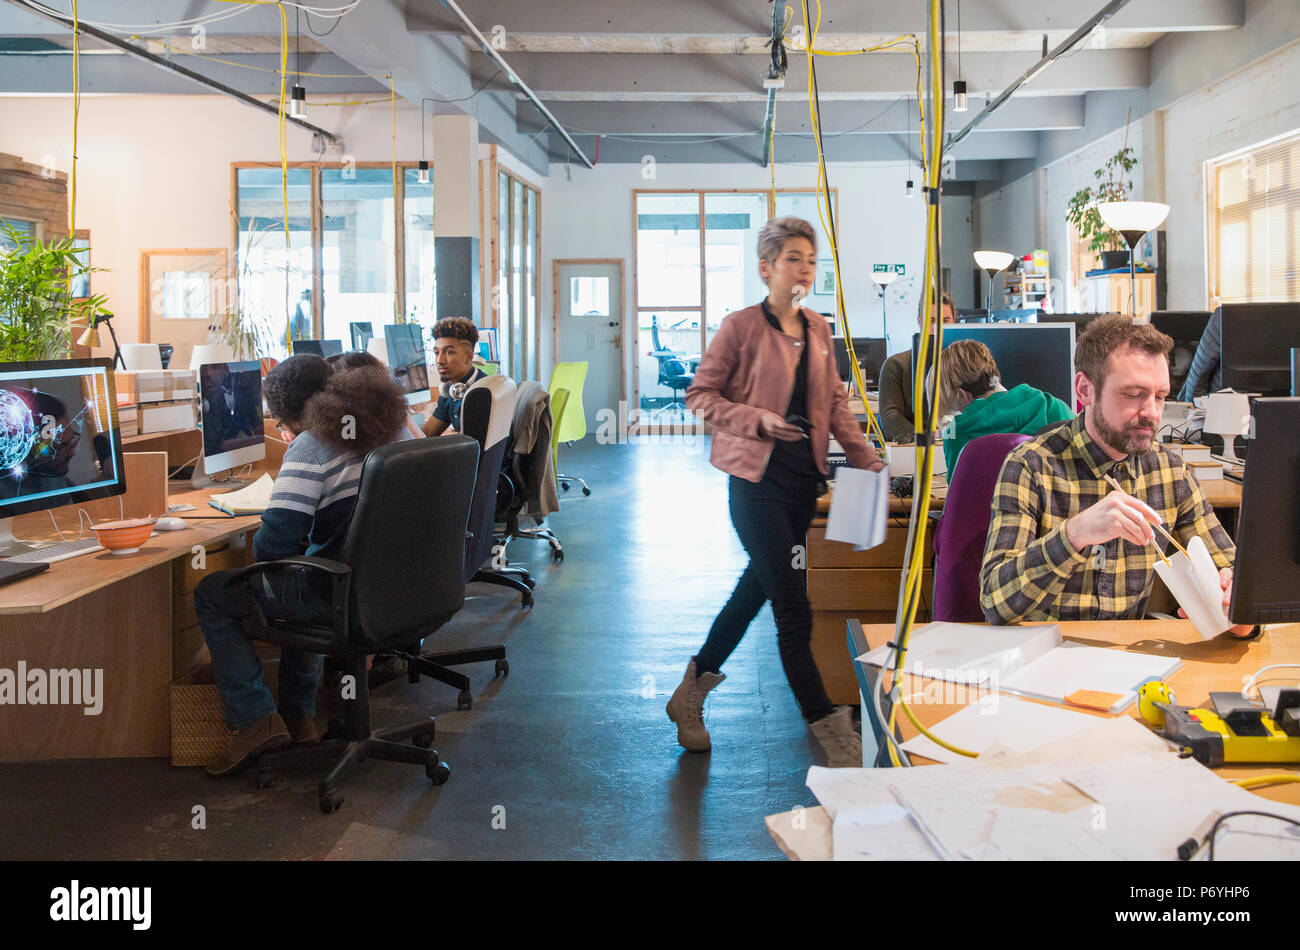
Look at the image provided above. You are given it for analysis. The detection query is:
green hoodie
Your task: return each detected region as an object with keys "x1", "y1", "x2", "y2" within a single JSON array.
[{"x1": 943, "y1": 384, "x2": 1075, "y2": 476}]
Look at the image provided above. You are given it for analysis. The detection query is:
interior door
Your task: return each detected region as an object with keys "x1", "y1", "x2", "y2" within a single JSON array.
[
  {"x1": 554, "y1": 259, "x2": 623, "y2": 433},
  {"x1": 140, "y1": 249, "x2": 230, "y2": 370}
]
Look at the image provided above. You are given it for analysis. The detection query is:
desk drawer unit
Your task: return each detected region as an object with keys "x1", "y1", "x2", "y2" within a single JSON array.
[{"x1": 807, "y1": 521, "x2": 933, "y2": 705}]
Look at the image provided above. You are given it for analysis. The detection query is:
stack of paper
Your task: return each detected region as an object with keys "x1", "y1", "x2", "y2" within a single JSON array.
[{"x1": 825, "y1": 465, "x2": 890, "y2": 551}]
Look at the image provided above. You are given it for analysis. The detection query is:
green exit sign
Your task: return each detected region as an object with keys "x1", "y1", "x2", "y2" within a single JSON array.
[
  {"x1": 893, "y1": 264, "x2": 906, "y2": 274},
  {"x1": 872, "y1": 264, "x2": 889, "y2": 273}
]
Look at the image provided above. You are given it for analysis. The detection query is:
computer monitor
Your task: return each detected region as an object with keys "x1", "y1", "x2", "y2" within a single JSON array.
[
  {"x1": 1148, "y1": 310, "x2": 1212, "y2": 397},
  {"x1": 1229, "y1": 397, "x2": 1300, "y2": 625},
  {"x1": 383, "y1": 323, "x2": 431, "y2": 405},
  {"x1": 198, "y1": 360, "x2": 266, "y2": 475},
  {"x1": 291, "y1": 339, "x2": 343, "y2": 359},
  {"x1": 349, "y1": 322, "x2": 374, "y2": 352},
  {"x1": 1039, "y1": 313, "x2": 1114, "y2": 334},
  {"x1": 912, "y1": 322, "x2": 1076, "y2": 408},
  {"x1": 832, "y1": 337, "x2": 887, "y2": 388},
  {"x1": 0, "y1": 358, "x2": 126, "y2": 555},
  {"x1": 1220, "y1": 302, "x2": 1300, "y2": 395},
  {"x1": 989, "y1": 309, "x2": 1039, "y2": 324},
  {"x1": 956, "y1": 309, "x2": 989, "y2": 324}
]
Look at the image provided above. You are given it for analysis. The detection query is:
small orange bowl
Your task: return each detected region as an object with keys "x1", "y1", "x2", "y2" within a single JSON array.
[{"x1": 89, "y1": 517, "x2": 158, "y2": 554}]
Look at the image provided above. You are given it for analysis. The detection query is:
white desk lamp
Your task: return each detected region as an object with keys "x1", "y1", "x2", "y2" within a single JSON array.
[
  {"x1": 1203, "y1": 390, "x2": 1252, "y2": 466},
  {"x1": 1096, "y1": 201, "x2": 1169, "y2": 317},
  {"x1": 870, "y1": 271, "x2": 898, "y2": 350}
]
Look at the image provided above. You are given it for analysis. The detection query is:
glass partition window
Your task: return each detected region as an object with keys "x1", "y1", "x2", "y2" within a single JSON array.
[
  {"x1": 492, "y1": 169, "x2": 540, "y2": 380},
  {"x1": 321, "y1": 167, "x2": 396, "y2": 344},
  {"x1": 403, "y1": 167, "x2": 436, "y2": 326},
  {"x1": 235, "y1": 167, "x2": 313, "y2": 356},
  {"x1": 636, "y1": 193, "x2": 702, "y2": 308},
  {"x1": 234, "y1": 164, "x2": 433, "y2": 353}
]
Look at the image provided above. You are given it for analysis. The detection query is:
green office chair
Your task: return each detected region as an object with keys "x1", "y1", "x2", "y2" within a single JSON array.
[
  {"x1": 478, "y1": 361, "x2": 500, "y2": 376},
  {"x1": 547, "y1": 361, "x2": 591, "y2": 496}
]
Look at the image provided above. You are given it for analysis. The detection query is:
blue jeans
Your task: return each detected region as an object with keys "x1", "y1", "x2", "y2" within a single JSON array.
[{"x1": 194, "y1": 567, "x2": 329, "y2": 730}]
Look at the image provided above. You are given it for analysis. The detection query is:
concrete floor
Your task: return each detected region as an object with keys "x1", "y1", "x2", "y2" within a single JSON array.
[{"x1": 0, "y1": 435, "x2": 833, "y2": 860}]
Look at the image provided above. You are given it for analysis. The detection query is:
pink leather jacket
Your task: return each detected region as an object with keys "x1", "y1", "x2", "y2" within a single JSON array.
[{"x1": 685, "y1": 303, "x2": 879, "y2": 483}]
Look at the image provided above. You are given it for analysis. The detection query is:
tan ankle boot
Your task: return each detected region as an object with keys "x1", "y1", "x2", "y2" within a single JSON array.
[{"x1": 666, "y1": 660, "x2": 724, "y2": 752}]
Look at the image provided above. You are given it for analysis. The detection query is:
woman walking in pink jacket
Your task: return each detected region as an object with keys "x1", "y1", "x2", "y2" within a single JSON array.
[{"x1": 668, "y1": 217, "x2": 884, "y2": 767}]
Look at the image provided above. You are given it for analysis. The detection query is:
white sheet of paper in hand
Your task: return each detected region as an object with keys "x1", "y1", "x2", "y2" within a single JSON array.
[
  {"x1": 1152, "y1": 535, "x2": 1232, "y2": 639},
  {"x1": 825, "y1": 465, "x2": 890, "y2": 551}
]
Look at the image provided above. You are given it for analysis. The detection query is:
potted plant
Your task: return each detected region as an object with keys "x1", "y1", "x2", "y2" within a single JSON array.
[
  {"x1": 1065, "y1": 145, "x2": 1138, "y2": 271},
  {"x1": 0, "y1": 221, "x2": 110, "y2": 362},
  {"x1": 211, "y1": 218, "x2": 297, "y2": 361}
]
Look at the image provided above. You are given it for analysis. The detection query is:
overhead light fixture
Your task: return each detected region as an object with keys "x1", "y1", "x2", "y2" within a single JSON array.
[
  {"x1": 289, "y1": 85, "x2": 307, "y2": 119},
  {"x1": 974, "y1": 250, "x2": 1015, "y2": 312},
  {"x1": 1097, "y1": 201, "x2": 1170, "y2": 317},
  {"x1": 906, "y1": 178, "x2": 914, "y2": 198},
  {"x1": 289, "y1": 10, "x2": 306, "y2": 119},
  {"x1": 417, "y1": 160, "x2": 430, "y2": 185},
  {"x1": 953, "y1": 79, "x2": 968, "y2": 113}
]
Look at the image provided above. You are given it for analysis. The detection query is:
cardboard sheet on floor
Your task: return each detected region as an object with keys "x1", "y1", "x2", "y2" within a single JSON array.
[{"x1": 900, "y1": 696, "x2": 1105, "y2": 765}]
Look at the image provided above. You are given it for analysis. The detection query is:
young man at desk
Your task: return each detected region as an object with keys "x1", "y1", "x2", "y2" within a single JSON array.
[
  {"x1": 877, "y1": 291, "x2": 955, "y2": 442},
  {"x1": 979, "y1": 316, "x2": 1258, "y2": 638},
  {"x1": 421, "y1": 317, "x2": 486, "y2": 437},
  {"x1": 195, "y1": 355, "x2": 411, "y2": 775}
]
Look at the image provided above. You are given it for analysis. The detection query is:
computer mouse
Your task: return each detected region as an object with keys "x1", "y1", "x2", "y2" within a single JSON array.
[{"x1": 154, "y1": 518, "x2": 187, "y2": 531}]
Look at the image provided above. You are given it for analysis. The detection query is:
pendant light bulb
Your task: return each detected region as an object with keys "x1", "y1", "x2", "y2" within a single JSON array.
[
  {"x1": 906, "y1": 179, "x2": 914, "y2": 198},
  {"x1": 289, "y1": 85, "x2": 307, "y2": 119},
  {"x1": 953, "y1": 79, "x2": 968, "y2": 113},
  {"x1": 417, "y1": 160, "x2": 430, "y2": 185}
]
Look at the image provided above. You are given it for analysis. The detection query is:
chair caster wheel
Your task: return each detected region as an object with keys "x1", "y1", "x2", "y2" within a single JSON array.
[
  {"x1": 553, "y1": 550, "x2": 564, "y2": 563},
  {"x1": 319, "y1": 790, "x2": 344, "y2": 814},
  {"x1": 255, "y1": 769, "x2": 275, "y2": 789},
  {"x1": 561, "y1": 483, "x2": 570, "y2": 492},
  {"x1": 582, "y1": 487, "x2": 591, "y2": 496},
  {"x1": 413, "y1": 729, "x2": 435, "y2": 748},
  {"x1": 458, "y1": 691, "x2": 473, "y2": 711},
  {"x1": 426, "y1": 761, "x2": 451, "y2": 785},
  {"x1": 495, "y1": 659, "x2": 509, "y2": 677},
  {"x1": 523, "y1": 577, "x2": 537, "y2": 589},
  {"x1": 522, "y1": 593, "x2": 534, "y2": 608}
]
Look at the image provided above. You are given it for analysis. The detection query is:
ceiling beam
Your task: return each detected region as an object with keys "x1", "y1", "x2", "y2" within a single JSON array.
[
  {"x1": 519, "y1": 96, "x2": 1085, "y2": 137},
  {"x1": 473, "y1": 49, "x2": 1148, "y2": 99},
  {"x1": 406, "y1": 0, "x2": 1242, "y2": 36}
]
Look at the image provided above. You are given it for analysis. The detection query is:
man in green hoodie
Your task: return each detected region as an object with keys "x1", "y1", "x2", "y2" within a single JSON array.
[{"x1": 938, "y1": 339, "x2": 1075, "y2": 476}]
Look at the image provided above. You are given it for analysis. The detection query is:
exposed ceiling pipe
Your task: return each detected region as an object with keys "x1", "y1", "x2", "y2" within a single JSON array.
[
  {"x1": 760, "y1": 0, "x2": 787, "y2": 168},
  {"x1": 946, "y1": 0, "x2": 1131, "y2": 151},
  {"x1": 3, "y1": 0, "x2": 339, "y2": 144},
  {"x1": 439, "y1": 0, "x2": 593, "y2": 168}
]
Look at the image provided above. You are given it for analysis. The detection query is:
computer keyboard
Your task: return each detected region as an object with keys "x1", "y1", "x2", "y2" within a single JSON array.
[{"x1": 5, "y1": 538, "x2": 104, "y2": 564}]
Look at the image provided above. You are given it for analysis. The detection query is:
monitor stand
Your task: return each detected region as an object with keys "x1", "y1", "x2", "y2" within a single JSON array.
[
  {"x1": 190, "y1": 459, "x2": 249, "y2": 492},
  {"x1": 0, "y1": 517, "x2": 52, "y2": 557}
]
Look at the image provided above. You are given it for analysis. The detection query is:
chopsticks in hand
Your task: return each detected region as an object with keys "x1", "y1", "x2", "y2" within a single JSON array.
[{"x1": 1102, "y1": 474, "x2": 1186, "y2": 564}]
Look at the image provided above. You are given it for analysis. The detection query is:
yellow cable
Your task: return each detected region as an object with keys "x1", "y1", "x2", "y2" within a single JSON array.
[
  {"x1": 1232, "y1": 774, "x2": 1300, "y2": 790},
  {"x1": 391, "y1": 74, "x2": 400, "y2": 323},
  {"x1": 69, "y1": 0, "x2": 79, "y2": 238},
  {"x1": 141, "y1": 36, "x2": 370, "y2": 78},
  {"x1": 768, "y1": 105, "x2": 776, "y2": 208}
]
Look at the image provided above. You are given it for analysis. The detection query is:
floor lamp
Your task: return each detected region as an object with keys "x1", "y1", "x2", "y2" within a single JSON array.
[
  {"x1": 1096, "y1": 201, "x2": 1170, "y2": 317},
  {"x1": 973, "y1": 250, "x2": 1014, "y2": 314},
  {"x1": 870, "y1": 271, "x2": 898, "y2": 350}
]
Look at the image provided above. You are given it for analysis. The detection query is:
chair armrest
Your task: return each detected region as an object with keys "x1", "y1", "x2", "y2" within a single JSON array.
[{"x1": 223, "y1": 556, "x2": 353, "y2": 634}]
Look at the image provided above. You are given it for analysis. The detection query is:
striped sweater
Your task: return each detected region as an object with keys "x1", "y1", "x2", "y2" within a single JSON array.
[{"x1": 252, "y1": 430, "x2": 367, "y2": 563}]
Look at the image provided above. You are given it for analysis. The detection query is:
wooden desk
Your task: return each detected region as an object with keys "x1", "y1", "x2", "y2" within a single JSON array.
[
  {"x1": 856, "y1": 619, "x2": 1300, "y2": 806},
  {"x1": 808, "y1": 479, "x2": 945, "y2": 704},
  {"x1": 0, "y1": 457, "x2": 280, "y2": 761}
]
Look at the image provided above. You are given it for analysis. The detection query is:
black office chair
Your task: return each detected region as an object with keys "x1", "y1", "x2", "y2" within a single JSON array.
[
  {"x1": 495, "y1": 381, "x2": 564, "y2": 563},
  {"x1": 227, "y1": 435, "x2": 482, "y2": 813},
  {"x1": 652, "y1": 357, "x2": 694, "y2": 418}
]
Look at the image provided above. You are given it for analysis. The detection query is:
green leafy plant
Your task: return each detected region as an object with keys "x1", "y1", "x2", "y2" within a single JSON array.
[
  {"x1": 0, "y1": 221, "x2": 110, "y2": 362},
  {"x1": 1065, "y1": 145, "x2": 1138, "y2": 255}
]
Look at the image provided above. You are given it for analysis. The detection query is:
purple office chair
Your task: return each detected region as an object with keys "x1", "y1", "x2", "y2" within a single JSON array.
[{"x1": 931, "y1": 433, "x2": 1033, "y2": 622}]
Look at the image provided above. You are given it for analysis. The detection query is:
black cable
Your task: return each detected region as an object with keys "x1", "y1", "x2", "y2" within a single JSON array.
[
  {"x1": 304, "y1": 7, "x2": 345, "y2": 37},
  {"x1": 423, "y1": 68, "x2": 505, "y2": 104},
  {"x1": 1206, "y1": 810, "x2": 1300, "y2": 861}
]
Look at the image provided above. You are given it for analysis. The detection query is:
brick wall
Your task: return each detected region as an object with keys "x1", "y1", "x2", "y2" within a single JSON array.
[{"x1": 0, "y1": 151, "x2": 69, "y2": 241}]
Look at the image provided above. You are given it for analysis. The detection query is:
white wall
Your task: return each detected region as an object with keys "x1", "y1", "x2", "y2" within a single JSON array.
[
  {"x1": 540, "y1": 160, "x2": 942, "y2": 398},
  {"x1": 1162, "y1": 40, "x2": 1300, "y2": 309},
  {"x1": 973, "y1": 174, "x2": 1038, "y2": 306},
  {"x1": 0, "y1": 94, "x2": 445, "y2": 354}
]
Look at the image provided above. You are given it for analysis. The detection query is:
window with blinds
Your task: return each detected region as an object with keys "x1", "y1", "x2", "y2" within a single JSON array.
[{"x1": 1208, "y1": 130, "x2": 1300, "y2": 303}]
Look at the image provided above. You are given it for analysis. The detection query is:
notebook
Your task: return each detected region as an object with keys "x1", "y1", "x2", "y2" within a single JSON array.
[
  {"x1": 0, "y1": 560, "x2": 51, "y2": 588},
  {"x1": 207, "y1": 473, "x2": 276, "y2": 516}
]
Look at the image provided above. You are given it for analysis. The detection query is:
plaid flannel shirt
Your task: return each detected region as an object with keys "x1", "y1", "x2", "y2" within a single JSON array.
[{"x1": 980, "y1": 415, "x2": 1235, "y2": 624}]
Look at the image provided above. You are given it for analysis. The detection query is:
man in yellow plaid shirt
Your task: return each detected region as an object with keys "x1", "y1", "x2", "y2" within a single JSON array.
[{"x1": 980, "y1": 316, "x2": 1257, "y2": 637}]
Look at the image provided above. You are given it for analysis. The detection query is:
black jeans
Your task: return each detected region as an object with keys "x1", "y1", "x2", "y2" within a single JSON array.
[{"x1": 695, "y1": 475, "x2": 833, "y2": 723}]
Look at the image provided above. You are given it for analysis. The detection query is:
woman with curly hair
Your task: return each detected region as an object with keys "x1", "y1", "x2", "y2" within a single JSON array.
[{"x1": 194, "y1": 355, "x2": 412, "y2": 777}]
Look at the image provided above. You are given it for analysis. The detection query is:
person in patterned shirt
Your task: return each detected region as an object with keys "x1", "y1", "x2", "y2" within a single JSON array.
[{"x1": 979, "y1": 316, "x2": 1257, "y2": 637}]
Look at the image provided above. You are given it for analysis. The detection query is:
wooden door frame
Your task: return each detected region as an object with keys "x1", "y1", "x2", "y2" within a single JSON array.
[
  {"x1": 553, "y1": 258, "x2": 626, "y2": 428},
  {"x1": 137, "y1": 247, "x2": 231, "y2": 344}
]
